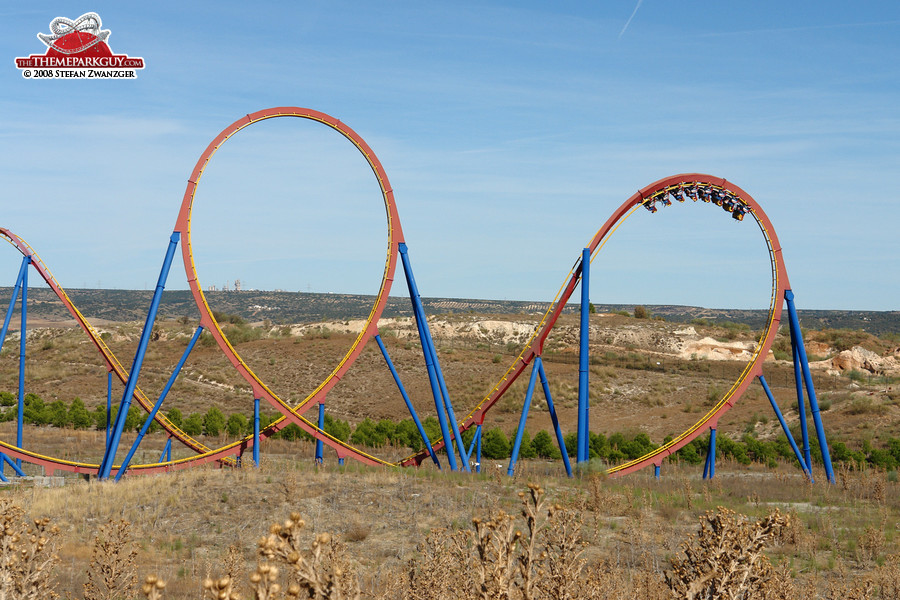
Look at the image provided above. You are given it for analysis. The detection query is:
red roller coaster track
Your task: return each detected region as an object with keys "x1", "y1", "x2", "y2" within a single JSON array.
[{"x1": 0, "y1": 108, "x2": 793, "y2": 479}]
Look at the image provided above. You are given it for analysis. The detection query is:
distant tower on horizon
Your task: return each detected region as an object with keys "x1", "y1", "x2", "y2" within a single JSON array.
[{"x1": 234, "y1": 279, "x2": 241, "y2": 292}]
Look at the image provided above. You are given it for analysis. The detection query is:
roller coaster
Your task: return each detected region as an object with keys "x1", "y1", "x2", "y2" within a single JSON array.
[{"x1": 0, "y1": 107, "x2": 834, "y2": 482}]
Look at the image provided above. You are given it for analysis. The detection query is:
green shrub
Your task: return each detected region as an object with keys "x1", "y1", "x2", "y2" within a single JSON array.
[{"x1": 481, "y1": 428, "x2": 510, "y2": 459}]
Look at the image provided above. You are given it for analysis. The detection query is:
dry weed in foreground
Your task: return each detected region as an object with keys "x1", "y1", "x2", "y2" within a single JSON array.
[
  {"x1": 84, "y1": 519, "x2": 138, "y2": 600},
  {"x1": 0, "y1": 499, "x2": 59, "y2": 600},
  {"x1": 391, "y1": 483, "x2": 625, "y2": 600},
  {"x1": 665, "y1": 506, "x2": 789, "y2": 600},
  {"x1": 198, "y1": 512, "x2": 360, "y2": 600}
]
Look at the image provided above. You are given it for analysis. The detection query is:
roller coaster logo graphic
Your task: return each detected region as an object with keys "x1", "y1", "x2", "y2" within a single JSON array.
[
  {"x1": 15, "y1": 12, "x2": 145, "y2": 78},
  {"x1": 0, "y1": 107, "x2": 834, "y2": 483}
]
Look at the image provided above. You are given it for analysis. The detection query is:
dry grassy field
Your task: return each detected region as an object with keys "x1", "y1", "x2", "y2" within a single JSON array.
[
  {"x1": 3, "y1": 452, "x2": 900, "y2": 598},
  {"x1": 1, "y1": 310, "x2": 899, "y2": 597}
]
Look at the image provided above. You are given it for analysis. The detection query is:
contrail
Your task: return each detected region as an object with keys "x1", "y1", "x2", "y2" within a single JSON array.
[{"x1": 618, "y1": 0, "x2": 644, "y2": 40}]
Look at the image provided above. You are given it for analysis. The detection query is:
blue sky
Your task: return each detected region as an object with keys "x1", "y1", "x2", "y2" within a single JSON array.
[{"x1": 1, "y1": 2, "x2": 898, "y2": 310}]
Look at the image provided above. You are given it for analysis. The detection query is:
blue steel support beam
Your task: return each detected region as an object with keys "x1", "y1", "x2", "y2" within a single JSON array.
[
  {"x1": 0, "y1": 256, "x2": 28, "y2": 356},
  {"x1": 758, "y1": 375, "x2": 812, "y2": 480},
  {"x1": 791, "y1": 332, "x2": 813, "y2": 472},
  {"x1": 16, "y1": 256, "x2": 30, "y2": 469},
  {"x1": 98, "y1": 233, "x2": 180, "y2": 479},
  {"x1": 253, "y1": 397, "x2": 260, "y2": 467},
  {"x1": 466, "y1": 424, "x2": 481, "y2": 470},
  {"x1": 785, "y1": 290, "x2": 835, "y2": 483},
  {"x1": 508, "y1": 360, "x2": 540, "y2": 476},
  {"x1": 577, "y1": 248, "x2": 590, "y2": 464},
  {"x1": 654, "y1": 464, "x2": 661, "y2": 480},
  {"x1": 703, "y1": 440, "x2": 711, "y2": 479},
  {"x1": 398, "y1": 243, "x2": 460, "y2": 471},
  {"x1": 159, "y1": 437, "x2": 172, "y2": 463},
  {"x1": 1, "y1": 453, "x2": 25, "y2": 477},
  {"x1": 106, "y1": 372, "x2": 113, "y2": 449},
  {"x1": 425, "y1": 335, "x2": 469, "y2": 467},
  {"x1": 0, "y1": 257, "x2": 28, "y2": 476},
  {"x1": 536, "y1": 358, "x2": 572, "y2": 477},
  {"x1": 703, "y1": 429, "x2": 717, "y2": 479},
  {"x1": 315, "y1": 403, "x2": 325, "y2": 465},
  {"x1": 115, "y1": 325, "x2": 203, "y2": 480},
  {"x1": 374, "y1": 335, "x2": 440, "y2": 468},
  {"x1": 476, "y1": 425, "x2": 482, "y2": 473}
]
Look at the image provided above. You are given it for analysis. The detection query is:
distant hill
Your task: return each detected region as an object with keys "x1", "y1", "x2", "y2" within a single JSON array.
[{"x1": 2, "y1": 288, "x2": 898, "y2": 336}]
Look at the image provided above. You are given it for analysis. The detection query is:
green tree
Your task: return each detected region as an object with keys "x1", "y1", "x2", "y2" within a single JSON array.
[
  {"x1": 47, "y1": 400, "x2": 69, "y2": 428},
  {"x1": 23, "y1": 393, "x2": 48, "y2": 425},
  {"x1": 166, "y1": 408, "x2": 183, "y2": 429},
  {"x1": 374, "y1": 420, "x2": 396, "y2": 445},
  {"x1": 517, "y1": 430, "x2": 537, "y2": 459},
  {"x1": 589, "y1": 432, "x2": 609, "y2": 459},
  {"x1": 481, "y1": 428, "x2": 510, "y2": 460},
  {"x1": 279, "y1": 423, "x2": 303, "y2": 441},
  {"x1": 203, "y1": 407, "x2": 226, "y2": 436},
  {"x1": 351, "y1": 418, "x2": 378, "y2": 447},
  {"x1": 226, "y1": 413, "x2": 248, "y2": 437},
  {"x1": 394, "y1": 419, "x2": 421, "y2": 449},
  {"x1": 633, "y1": 305, "x2": 649, "y2": 319},
  {"x1": 532, "y1": 430, "x2": 561, "y2": 459},
  {"x1": 564, "y1": 432, "x2": 578, "y2": 457},
  {"x1": 183, "y1": 413, "x2": 203, "y2": 436},
  {"x1": 92, "y1": 405, "x2": 108, "y2": 431},
  {"x1": 68, "y1": 398, "x2": 92, "y2": 430},
  {"x1": 124, "y1": 406, "x2": 143, "y2": 432},
  {"x1": 422, "y1": 417, "x2": 441, "y2": 443},
  {"x1": 324, "y1": 414, "x2": 351, "y2": 442}
]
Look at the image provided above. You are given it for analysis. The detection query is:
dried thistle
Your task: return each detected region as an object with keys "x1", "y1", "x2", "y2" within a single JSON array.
[
  {"x1": 665, "y1": 506, "x2": 789, "y2": 600},
  {"x1": 0, "y1": 500, "x2": 60, "y2": 600},
  {"x1": 140, "y1": 575, "x2": 167, "y2": 600},
  {"x1": 255, "y1": 511, "x2": 359, "y2": 600},
  {"x1": 83, "y1": 519, "x2": 138, "y2": 600}
]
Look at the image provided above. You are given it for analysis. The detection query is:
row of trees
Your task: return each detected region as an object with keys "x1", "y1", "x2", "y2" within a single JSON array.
[{"x1": 0, "y1": 392, "x2": 890, "y2": 470}]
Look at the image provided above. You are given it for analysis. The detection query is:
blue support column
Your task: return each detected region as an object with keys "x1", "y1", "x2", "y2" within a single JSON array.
[
  {"x1": 398, "y1": 243, "x2": 462, "y2": 471},
  {"x1": 467, "y1": 424, "x2": 482, "y2": 472},
  {"x1": 577, "y1": 248, "x2": 590, "y2": 464},
  {"x1": 703, "y1": 429, "x2": 716, "y2": 479},
  {"x1": 106, "y1": 371, "x2": 113, "y2": 449},
  {"x1": 476, "y1": 425, "x2": 482, "y2": 473},
  {"x1": 654, "y1": 464, "x2": 661, "y2": 480},
  {"x1": 536, "y1": 358, "x2": 572, "y2": 477},
  {"x1": 253, "y1": 397, "x2": 261, "y2": 467},
  {"x1": 315, "y1": 403, "x2": 325, "y2": 465},
  {"x1": 1, "y1": 454, "x2": 25, "y2": 477},
  {"x1": 508, "y1": 360, "x2": 540, "y2": 476},
  {"x1": 426, "y1": 337, "x2": 469, "y2": 466},
  {"x1": 115, "y1": 325, "x2": 203, "y2": 480},
  {"x1": 374, "y1": 334, "x2": 440, "y2": 468},
  {"x1": 791, "y1": 334, "x2": 813, "y2": 472},
  {"x1": 759, "y1": 375, "x2": 812, "y2": 480},
  {"x1": 703, "y1": 441, "x2": 710, "y2": 479},
  {"x1": 16, "y1": 256, "x2": 30, "y2": 469},
  {"x1": 785, "y1": 290, "x2": 835, "y2": 483},
  {"x1": 0, "y1": 257, "x2": 29, "y2": 477},
  {"x1": 159, "y1": 437, "x2": 172, "y2": 463},
  {"x1": 0, "y1": 255, "x2": 29, "y2": 356},
  {"x1": 98, "y1": 233, "x2": 180, "y2": 479}
]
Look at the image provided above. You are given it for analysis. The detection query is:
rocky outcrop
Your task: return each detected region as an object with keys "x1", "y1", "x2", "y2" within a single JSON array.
[{"x1": 820, "y1": 346, "x2": 900, "y2": 376}]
